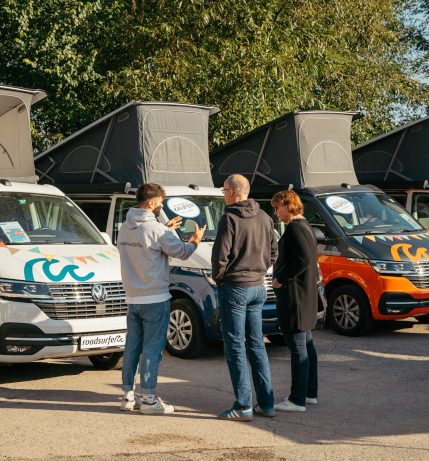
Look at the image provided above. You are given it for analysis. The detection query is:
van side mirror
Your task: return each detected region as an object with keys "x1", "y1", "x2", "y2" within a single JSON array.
[
  {"x1": 312, "y1": 227, "x2": 326, "y2": 241},
  {"x1": 100, "y1": 232, "x2": 112, "y2": 245}
]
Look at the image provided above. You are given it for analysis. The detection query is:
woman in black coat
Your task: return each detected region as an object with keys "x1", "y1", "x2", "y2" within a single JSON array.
[{"x1": 271, "y1": 190, "x2": 318, "y2": 412}]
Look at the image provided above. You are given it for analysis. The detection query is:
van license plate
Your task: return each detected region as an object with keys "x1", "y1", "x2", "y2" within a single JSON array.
[{"x1": 80, "y1": 333, "x2": 126, "y2": 350}]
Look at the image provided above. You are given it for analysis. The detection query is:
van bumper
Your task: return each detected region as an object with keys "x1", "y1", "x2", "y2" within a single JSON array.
[
  {"x1": 0, "y1": 300, "x2": 127, "y2": 363},
  {"x1": 372, "y1": 276, "x2": 429, "y2": 319},
  {"x1": 378, "y1": 292, "x2": 429, "y2": 316}
]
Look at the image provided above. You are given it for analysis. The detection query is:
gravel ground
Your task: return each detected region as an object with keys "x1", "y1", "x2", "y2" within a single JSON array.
[{"x1": 1, "y1": 318, "x2": 428, "y2": 461}]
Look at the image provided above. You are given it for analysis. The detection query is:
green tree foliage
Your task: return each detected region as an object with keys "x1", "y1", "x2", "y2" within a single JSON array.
[{"x1": 1, "y1": 0, "x2": 427, "y2": 152}]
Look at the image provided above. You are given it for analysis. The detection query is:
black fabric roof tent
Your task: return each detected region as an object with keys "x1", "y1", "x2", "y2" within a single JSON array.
[
  {"x1": 352, "y1": 115, "x2": 429, "y2": 184},
  {"x1": 210, "y1": 110, "x2": 363, "y2": 189},
  {"x1": 34, "y1": 101, "x2": 221, "y2": 188}
]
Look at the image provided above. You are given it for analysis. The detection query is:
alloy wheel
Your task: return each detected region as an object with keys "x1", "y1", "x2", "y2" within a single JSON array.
[
  {"x1": 167, "y1": 309, "x2": 193, "y2": 351},
  {"x1": 332, "y1": 294, "x2": 360, "y2": 330}
]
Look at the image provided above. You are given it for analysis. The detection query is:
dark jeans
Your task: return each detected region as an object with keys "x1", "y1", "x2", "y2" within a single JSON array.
[
  {"x1": 122, "y1": 301, "x2": 170, "y2": 394},
  {"x1": 274, "y1": 287, "x2": 318, "y2": 407},
  {"x1": 218, "y1": 284, "x2": 274, "y2": 410}
]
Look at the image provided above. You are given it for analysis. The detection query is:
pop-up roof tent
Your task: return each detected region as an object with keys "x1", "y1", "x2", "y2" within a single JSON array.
[
  {"x1": 0, "y1": 85, "x2": 48, "y2": 183},
  {"x1": 210, "y1": 110, "x2": 363, "y2": 189},
  {"x1": 352, "y1": 115, "x2": 429, "y2": 184},
  {"x1": 35, "y1": 101, "x2": 221, "y2": 188}
]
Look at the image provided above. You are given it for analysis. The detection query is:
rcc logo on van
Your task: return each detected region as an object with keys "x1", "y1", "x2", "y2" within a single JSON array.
[{"x1": 92, "y1": 284, "x2": 107, "y2": 303}]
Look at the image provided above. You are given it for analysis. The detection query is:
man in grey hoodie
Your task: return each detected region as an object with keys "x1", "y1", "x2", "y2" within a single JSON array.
[{"x1": 118, "y1": 183, "x2": 205, "y2": 415}]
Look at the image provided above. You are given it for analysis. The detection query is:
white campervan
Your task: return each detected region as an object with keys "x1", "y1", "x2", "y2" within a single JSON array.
[{"x1": 0, "y1": 86, "x2": 126, "y2": 369}]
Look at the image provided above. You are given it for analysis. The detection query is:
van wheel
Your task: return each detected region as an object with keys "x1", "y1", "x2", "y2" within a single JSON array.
[
  {"x1": 415, "y1": 314, "x2": 429, "y2": 324},
  {"x1": 166, "y1": 299, "x2": 208, "y2": 359},
  {"x1": 266, "y1": 334, "x2": 286, "y2": 346},
  {"x1": 328, "y1": 285, "x2": 374, "y2": 336},
  {"x1": 88, "y1": 352, "x2": 123, "y2": 370}
]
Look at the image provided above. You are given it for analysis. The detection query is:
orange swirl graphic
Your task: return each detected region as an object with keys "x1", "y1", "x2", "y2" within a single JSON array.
[{"x1": 391, "y1": 243, "x2": 429, "y2": 262}]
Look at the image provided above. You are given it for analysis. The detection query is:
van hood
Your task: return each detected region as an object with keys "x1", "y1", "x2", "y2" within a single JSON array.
[
  {"x1": 345, "y1": 232, "x2": 429, "y2": 263},
  {"x1": 0, "y1": 243, "x2": 121, "y2": 283}
]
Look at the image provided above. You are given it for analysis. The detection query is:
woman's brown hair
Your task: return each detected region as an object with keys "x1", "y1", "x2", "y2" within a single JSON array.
[{"x1": 271, "y1": 190, "x2": 304, "y2": 216}]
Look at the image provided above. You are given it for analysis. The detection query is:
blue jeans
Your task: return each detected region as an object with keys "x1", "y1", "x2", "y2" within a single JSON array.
[
  {"x1": 218, "y1": 284, "x2": 274, "y2": 410},
  {"x1": 122, "y1": 301, "x2": 170, "y2": 394},
  {"x1": 274, "y1": 287, "x2": 318, "y2": 407}
]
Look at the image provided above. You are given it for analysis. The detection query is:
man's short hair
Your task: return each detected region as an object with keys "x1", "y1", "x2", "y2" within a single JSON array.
[
  {"x1": 225, "y1": 174, "x2": 250, "y2": 195},
  {"x1": 136, "y1": 183, "x2": 166, "y2": 204}
]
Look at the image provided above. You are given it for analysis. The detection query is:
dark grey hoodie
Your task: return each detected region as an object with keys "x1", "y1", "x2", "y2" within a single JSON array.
[
  {"x1": 211, "y1": 199, "x2": 278, "y2": 287},
  {"x1": 117, "y1": 208, "x2": 195, "y2": 298}
]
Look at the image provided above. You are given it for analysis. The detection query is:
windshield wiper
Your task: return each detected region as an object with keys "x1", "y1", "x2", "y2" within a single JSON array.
[
  {"x1": 347, "y1": 230, "x2": 385, "y2": 236},
  {"x1": 384, "y1": 229, "x2": 424, "y2": 234},
  {"x1": 4, "y1": 242, "x2": 37, "y2": 245}
]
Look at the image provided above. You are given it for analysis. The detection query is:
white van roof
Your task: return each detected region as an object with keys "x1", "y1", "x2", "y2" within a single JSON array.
[{"x1": 0, "y1": 85, "x2": 48, "y2": 184}]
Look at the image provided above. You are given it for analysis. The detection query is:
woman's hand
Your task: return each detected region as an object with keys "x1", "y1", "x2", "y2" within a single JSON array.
[
  {"x1": 272, "y1": 278, "x2": 282, "y2": 288},
  {"x1": 166, "y1": 216, "x2": 182, "y2": 231}
]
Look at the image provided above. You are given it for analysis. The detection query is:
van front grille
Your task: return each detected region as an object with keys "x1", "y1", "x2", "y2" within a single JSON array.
[
  {"x1": 33, "y1": 281, "x2": 128, "y2": 320},
  {"x1": 264, "y1": 274, "x2": 277, "y2": 303},
  {"x1": 405, "y1": 276, "x2": 429, "y2": 290}
]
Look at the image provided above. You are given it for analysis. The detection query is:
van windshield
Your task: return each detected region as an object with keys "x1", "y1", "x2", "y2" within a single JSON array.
[
  {"x1": 162, "y1": 196, "x2": 226, "y2": 241},
  {"x1": 0, "y1": 193, "x2": 104, "y2": 245},
  {"x1": 318, "y1": 192, "x2": 424, "y2": 235},
  {"x1": 113, "y1": 195, "x2": 226, "y2": 243}
]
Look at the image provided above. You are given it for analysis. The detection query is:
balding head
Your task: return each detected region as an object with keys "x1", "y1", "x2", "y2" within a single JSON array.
[
  {"x1": 225, "y1": 175, "x2": 250, "y2": 196},
  {"x1": 223, "y1": 174, "x2": 250, "y2": 205}
]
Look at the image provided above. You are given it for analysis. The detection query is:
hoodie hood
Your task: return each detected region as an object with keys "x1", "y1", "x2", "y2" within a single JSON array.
[
  {"x1": 226, "y1": 199, "x2": 260, "y2": 219},
  {"x1": 125, "y1": 208, "x2": 156, "y2": 229}
]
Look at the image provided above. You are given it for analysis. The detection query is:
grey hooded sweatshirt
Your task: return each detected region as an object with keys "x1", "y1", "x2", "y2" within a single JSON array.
[{"x1": 117, "y1": 208, "x2": 195, "y2": 298}]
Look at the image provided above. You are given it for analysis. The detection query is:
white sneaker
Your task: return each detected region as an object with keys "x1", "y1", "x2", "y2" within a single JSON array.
[
  {"x1": 140, "y1": 396, "x2": 175, "y2": 415},
  {"x1": 306, "y1": 397, "x2": 317, "y2": 405},
  {"x1": 120, "y1": 396, "x2": 142, "y2": 411},
  {"x1": 274, "y1": 399, "x2": 306, "y2": 412}
]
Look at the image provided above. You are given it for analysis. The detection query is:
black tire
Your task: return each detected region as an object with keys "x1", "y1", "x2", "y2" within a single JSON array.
[
  {"x1": 327, "y1": 284, "x2": 374, "y2": 336},
  {"x1": 266, "y1": 334, "x2": 286, "y2": 346},
  {"x1": 88, "y1": 352, "x2": 124, "y2": 370},
  {"x1": 165, "y1": 299, "x2": 208, "y2": 359},
  {"x1": 415, "y1": 313, "x2": 429, "y2": 324}
]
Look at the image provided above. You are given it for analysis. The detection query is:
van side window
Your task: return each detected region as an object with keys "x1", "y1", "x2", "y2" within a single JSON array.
[
  {"x1": 411, "y1": 193, "x2": 429, "y2": 229},
  {"x1": 390, "y1": 194, "x2": 407, "y2": 208},
  {"x1": 257, "y1": 200, "x2": 284, "y2": 234},
  {"x1": 114, "y1": 198, "x2": 138, "y2": 244},
  {"x1": 75, "y1": 202, "x2": 111, "y2": 233},
  {"x1": 303, "y1": 201, "x2": 326, "y2": 235}
]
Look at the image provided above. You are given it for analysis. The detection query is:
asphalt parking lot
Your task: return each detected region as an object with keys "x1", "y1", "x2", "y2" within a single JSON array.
[{"x1": 1, "y1": 318, "x2": 429, "y2": 461}]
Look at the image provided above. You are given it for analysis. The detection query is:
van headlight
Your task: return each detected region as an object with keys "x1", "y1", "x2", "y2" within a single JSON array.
[
  {"x1": 369, "y1": 261, "x2": 415, "y2": 275},
  {"x1": 0, "y1": 279, "x2": 51, "y2": 299},
  {"x1": 202, "y1": 270, "x2": 217, "y2": 287}
]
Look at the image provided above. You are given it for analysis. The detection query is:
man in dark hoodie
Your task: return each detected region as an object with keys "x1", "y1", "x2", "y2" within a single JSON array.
[{"x1": 212, "y1": 174, "x2": 278, "y2": 421}]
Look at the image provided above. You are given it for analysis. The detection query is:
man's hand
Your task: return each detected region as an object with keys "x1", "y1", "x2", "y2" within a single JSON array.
[
  {"x1": 272, "y1": 277, "x2": 282, "y2": 288},
  {"x1": 166, "y1": 216, "x2": 182, "y2": 231},
  {"x1": 190, "y1": 223, "x2": 207, "y2": 248}
]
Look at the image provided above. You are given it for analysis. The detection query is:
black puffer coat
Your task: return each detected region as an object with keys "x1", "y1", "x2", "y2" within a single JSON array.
[{"x1": 274, "y1": 217, "x2": 318, "y2": 332}]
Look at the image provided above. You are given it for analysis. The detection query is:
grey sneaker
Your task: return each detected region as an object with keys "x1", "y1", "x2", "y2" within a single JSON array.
[
  {"x1": 274, "y1": 399, "x2": 306, "y2": 412},
  {"x1": 120, "y1": 396, "x2": 142, "y2": 411},
  {"x1": 306, "y1": 397, "x2": 318, "y2": 405},
  {"x1": 140, "y1": 396, "x2": 175, "y2": 415}
]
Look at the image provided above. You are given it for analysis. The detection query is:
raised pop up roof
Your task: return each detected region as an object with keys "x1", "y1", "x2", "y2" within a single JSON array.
[
  {"x1": 0, "y1": 85, "x2": 48, "y2": 183},
  {"x1": 210, "y1": 110, "x2": 363, "y2": 189},
  {"x1": 352, "y1": 115, "x2": 429, "y2": 184},
  {"x1": 35, "y1": 101, "x2": 221, "y2": 188}
]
